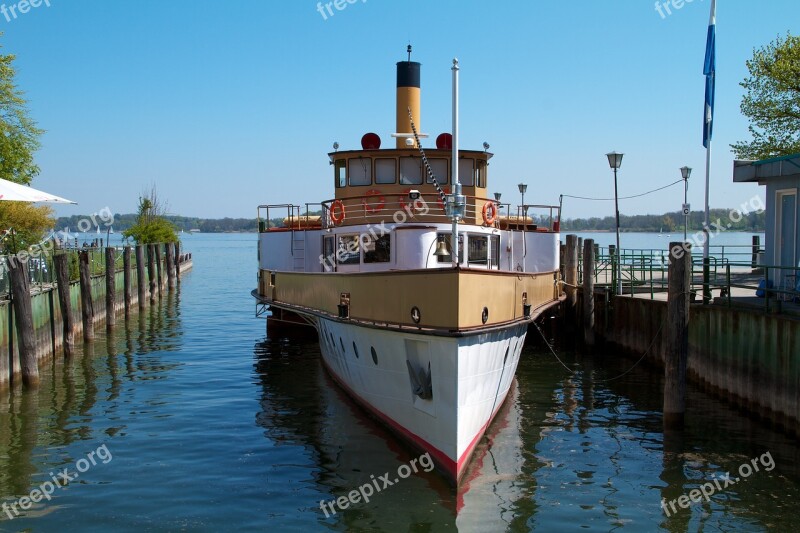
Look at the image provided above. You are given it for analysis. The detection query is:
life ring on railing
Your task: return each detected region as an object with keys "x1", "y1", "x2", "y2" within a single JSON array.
[
  {"x1": 363, "y1": 189, "x2": 385, "y2": 213},
  {"x1": 436, "y1": 187, "x2": 451, "y2": 211},
  {"x1": 482, "y1": 201, "x2": 498, "y2": 225},
  {"x1": 330, "y1": 200, "x2": 346, "y2": 225}
]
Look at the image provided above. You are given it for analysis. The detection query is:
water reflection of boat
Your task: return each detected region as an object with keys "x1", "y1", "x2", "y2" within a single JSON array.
[{"x1": 254, "y1": 335, "x2": 539, "y2": 527}]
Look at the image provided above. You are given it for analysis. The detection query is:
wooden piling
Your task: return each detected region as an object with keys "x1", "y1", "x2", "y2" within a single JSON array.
[
  {"x1": 135, "y1": 245, "x2": 146, "y2": 310},
  {"x1": 155, "y1": 244, "x2": 163, "y2": 298},
  {"x1": 664, "y1": 242, "x2": 691, "y2": 429},
  {"x1": 174, "y1": 241, "x2": 181, "y2": 283},
  {"x1": 123, "y1": 246, "x2": 132, "y2": 317},
  {"x1": 165, "y1": 243, "x2": 176, "y2": 289},
  {"x1": 147, "y1": 244, "x2": 156, "y2": 304},
  {"x1": 105, "y1": 247, "x2": 116, "y2": 329},
  {"x1": 79, "y1": 250, "x2": 95, "y2": 341},
  {"x1": 8, "y1": 259, "x2": 39, "y2": 387},
  {"x1": 54, "y1": 252, "x2": 75, "y2": 357},
  {"x1": 583, "y1": 238, "x2": 595, "y2": 349},
  {"x1": 565, "y1": 235, "x2": 578, "y2": 322}
]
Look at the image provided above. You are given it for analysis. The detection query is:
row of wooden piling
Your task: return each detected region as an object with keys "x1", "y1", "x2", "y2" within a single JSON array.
[
  {"x1": 7, "y1": 242, "x2": 185, "y2": 388},
  {"x1": 562, "y1": 234, "x2": 691, "y2": 428}
]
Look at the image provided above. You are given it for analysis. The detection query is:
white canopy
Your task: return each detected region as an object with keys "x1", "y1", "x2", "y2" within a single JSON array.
[{"x1": 0, "y1": 177, "x2": 76, "y2": 204}]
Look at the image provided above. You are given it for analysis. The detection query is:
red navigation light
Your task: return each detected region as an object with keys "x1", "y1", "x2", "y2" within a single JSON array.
[
  {"x1": 361, "y1": 133, "x2": 381, "y2": 150},
  {"x1": 436, "y1": 133, "x2": 452, "y2": 150}
]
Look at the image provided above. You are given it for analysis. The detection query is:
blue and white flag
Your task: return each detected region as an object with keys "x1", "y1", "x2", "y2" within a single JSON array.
[{"x1": 703, "y1": 0, "x2": 716, "y2": 149}]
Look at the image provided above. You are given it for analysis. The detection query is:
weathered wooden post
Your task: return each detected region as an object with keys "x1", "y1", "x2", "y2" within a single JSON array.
[
  {"x1": 147, "y1": 244, "x2": 156, "y2": 304},
  {"x1": 165, "y1": 243, "x2": 176, "y2": 289},
  {"x1": 608, "y1": 244, "x2": 617, "y2": 290},
  {"x1": 174, "y1": 241, "x2": 181, "y2": 283},
  {"x1": 135, "y1": 244, "x2": 146, "y2": 309},
  {"x1": 664, "y1": 241, "x2": 691, "y2": 429},
  {"x1": 155, "y1": 243, "x2": 163, "y2": 297},
  {"x1": 8, "y1": 259, "x2": 39, "y2": 386},
  {"x1": 79, "y1": 250, "x2": 95, "y2": 341},
  {"x1": 583, "y1": 238, "x2": 596, "y2": 349},
  {"x1": 54, "y1": 252, "x2": 75, "y2": 357},
  {"x1": 123, "y1": 246, "x2": 132, "y2": 317},
  {"x1": 105, "y1": 247, "x2": 116, "y2": 329},
  {"x1": 565, "y1": 235, "x2": 578, "y2": 324}
]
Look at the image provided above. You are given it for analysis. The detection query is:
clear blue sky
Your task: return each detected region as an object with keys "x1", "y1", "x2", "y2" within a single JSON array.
[{"x1": 3, "y1": 0, "x2": 798, "y2": 220}]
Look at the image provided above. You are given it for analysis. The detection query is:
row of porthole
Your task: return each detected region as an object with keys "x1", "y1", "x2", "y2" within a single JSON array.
[{"x1": 327, "y1": 329, "x2": 378, "y2": 365}]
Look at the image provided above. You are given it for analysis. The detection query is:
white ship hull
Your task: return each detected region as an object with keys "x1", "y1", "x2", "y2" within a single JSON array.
[{"x1": 309, "y1": 316, "x2": 527, "y2": 482}]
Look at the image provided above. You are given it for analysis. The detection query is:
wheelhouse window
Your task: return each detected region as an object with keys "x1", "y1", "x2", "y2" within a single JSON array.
[
  {"x1": 400, "y1": 157, "x2": 423, "y2": 185},
  {"x1": 363, "y1": 234, "x2": 391, "y2": 263},
  {"x1": 375, "y1": 158, "x2": 397, "y2": 184},
  {"x1": 427, "y1": 158, "x2": 448, "y2": 185},
  {"x1": 348, "y1": 158, "x2": 372, "y2": 186},
  {"x1": 468, "y1": 235, "x2": 488, "y2": 265},
  {"x1": 476, "y1": 160, "x2": 487, "y2": 188},
  {"x1": 337, "y1": 235, "x2": 360, "y2": 265},
  {"x1": 436, "y1": 233, "x2": 464, "y2": 264},
  {"x1": 459, "y1": 159, "x2": 474, "y2": 186},
  {"x1": 335, "y1": 160, "x2": 346, "y2": 188}
]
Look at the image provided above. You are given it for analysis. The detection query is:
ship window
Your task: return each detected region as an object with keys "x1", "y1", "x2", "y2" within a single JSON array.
[
  {"x1": 335, "y1": 160, "x2": 346, "y2": 188},
  {"x1": 427, "y1": 158, "x2": 448, "y2": 185},
  {"x1": 468, "y1": 235, "x2": 488, "y2": 265},
  {"x1": 476, "y1": 160, "x2": 487, "y2": 188},
  {"x1": 337, "y1": 235, "x2": 360, "y2": 265},
  {"x1": 436, "y1": 233, "x2": 464, "y2": 264},
  {"x1": 490, "y1": 235, "x2": 500, "y2": 268},
  {"x1": 322, "y1": 236, "x2": 335, "y2": 271},
  {"x1": 400, "y1": 157, "x2": 423, "y2": 185},
  {"x1": 348, "y1": 158, "x2": 372, "y2": 186},
  {"x1": 363, "y1": 233, "x2": 391, "y2": 264},
  {"x1": 375, "y1": 158, "x2": 397, "y2": 184},
  {"x1": 459, "y1": 159, "x2": 474, "y2": 186}
]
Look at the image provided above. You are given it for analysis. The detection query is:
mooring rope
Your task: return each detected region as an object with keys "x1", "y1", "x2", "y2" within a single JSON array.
[{"x1": 532, "y1": 313, "x2": 668, "y2": 383}]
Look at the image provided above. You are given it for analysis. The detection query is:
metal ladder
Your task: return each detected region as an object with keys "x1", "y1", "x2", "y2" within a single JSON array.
[{"x1": 292, "y1": 230, "x2": 305, "y2": 271}]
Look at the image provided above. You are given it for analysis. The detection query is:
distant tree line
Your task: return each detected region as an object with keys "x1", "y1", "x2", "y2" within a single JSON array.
[
  {"x1": 55, "y1": 208, "x2": 765, "y2": 235},
  {"x1": 560, "y1": 209, "x2": 765, "y2": 232}
]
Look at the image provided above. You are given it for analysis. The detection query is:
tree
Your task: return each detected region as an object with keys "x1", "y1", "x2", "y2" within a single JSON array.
[
  {"x1": 732, "y1": 33, "x2": 800, "y2": 160},
  {"x1": 123, "y1": 186, "x2": 179, "y2": 244},
  {"x1": 0, "y1": 202, "x2": 54, "y2": 253},
  {"x1": 0, "y1": 41, "x2": 44, "y2": 185}
]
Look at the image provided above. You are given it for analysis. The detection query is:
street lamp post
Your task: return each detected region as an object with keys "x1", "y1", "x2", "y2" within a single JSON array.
[
  {"x1": 606, "y1": 152, "x2": 624, "y2": 295},
  {"x1": 680, "y1": 166, "x2": 692, "y2": 241},
  {"x1": 518, "y1": 183, "x2": 527, "y2": 221}
]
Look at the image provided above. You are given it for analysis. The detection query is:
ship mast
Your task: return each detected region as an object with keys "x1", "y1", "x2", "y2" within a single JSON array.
[{"x1": 449, "y1": 58, "x2": 465, "y2": 267}]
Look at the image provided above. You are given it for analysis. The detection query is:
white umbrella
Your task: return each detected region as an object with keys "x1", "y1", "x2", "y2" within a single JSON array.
[{"x1": 0, "y1": 177, "x2": 76, "y2": 204}]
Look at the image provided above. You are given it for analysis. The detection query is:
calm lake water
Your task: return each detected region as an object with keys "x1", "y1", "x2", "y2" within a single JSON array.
[{"x1": 1, "y1": 232, "x2": 796, "y2": 532}]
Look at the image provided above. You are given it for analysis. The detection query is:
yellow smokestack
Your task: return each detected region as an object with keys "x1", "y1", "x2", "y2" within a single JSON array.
[{"x1": 396, "y1": 60, "x2": 421, "y2": 148}]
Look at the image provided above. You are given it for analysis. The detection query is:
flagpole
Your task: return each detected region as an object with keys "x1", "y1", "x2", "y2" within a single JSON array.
[{"x1": 703, "y1": 137, "x2": 711, "y2": 303}]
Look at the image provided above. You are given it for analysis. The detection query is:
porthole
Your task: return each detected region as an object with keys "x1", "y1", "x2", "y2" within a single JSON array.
[
  {"x1": 371, "y1": 347, "x2": 378, "y2": 365},
  {"x1": 353, "y1": 342, "x2": 360, "y2": 359}
]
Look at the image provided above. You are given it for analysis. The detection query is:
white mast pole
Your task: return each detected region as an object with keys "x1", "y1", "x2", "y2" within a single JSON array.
[{"x1": 451, "y1": 58, "x2": 460, "y2": 268}]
